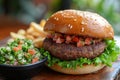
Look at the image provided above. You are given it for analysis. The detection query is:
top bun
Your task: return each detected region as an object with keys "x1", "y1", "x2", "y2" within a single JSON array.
[{"x1": 44, "y1": 10, "x2": 114, "y2": 39}]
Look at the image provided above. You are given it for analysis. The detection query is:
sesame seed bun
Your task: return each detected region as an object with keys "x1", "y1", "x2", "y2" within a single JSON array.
[
  {"x1": 43, "y1": 9, "x2": 114, "y2": 75},
  {"x1": 44, "y1": 10, "x2": 114, "y2": 39}
]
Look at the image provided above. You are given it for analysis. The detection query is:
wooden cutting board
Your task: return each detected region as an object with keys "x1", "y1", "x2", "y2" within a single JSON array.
[{"x1": 0, "y1": 37, "x2": 120, "y2": 80}]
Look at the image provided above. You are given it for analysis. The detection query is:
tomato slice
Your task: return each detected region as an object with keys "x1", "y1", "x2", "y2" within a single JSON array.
[
  {"x1": 32, "y1": 57, "x2": 39, "y2": 63},
  {"x1": 13, "y1": 47, "x2": 20, "y2": 52},
  {"x1": 66, "y1": 35, "x2": 72, "y2": 43},
  {"x1": 18, "y1": 45, "x2": 22, "y2": 50},
  {"x1": 72, "y1": 36, "x2": 79, "y2": 42},
  {"x1": 13, "y1": 45, "x2": 22, "y2": 52},
  {"x1": 56, "y1": 37, "x2": 64, "y2": 43},
  {"x1": 28, "y1": 49, "x2": 36, "y2": 55},
  {"x1": 77, "y1": 40, "x2": 84, "y2": 47},
  {"x1": 85, "y1": 38, "x2": 92, "y2": 45}
]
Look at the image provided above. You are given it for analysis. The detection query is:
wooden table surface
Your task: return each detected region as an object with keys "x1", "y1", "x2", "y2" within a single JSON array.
[{"x1": 0, "y1": 15, "x2": 28, "y2": 40}]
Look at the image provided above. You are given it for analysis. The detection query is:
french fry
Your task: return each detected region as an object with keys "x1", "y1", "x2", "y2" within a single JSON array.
[
  {"x1": 27, "y1": 28, "x2": 46, "y2": 38},
  {"x1": 28, "y1": 32, "x2": 40, "y2": 38},
  {"x1": 9, "y1": 20, "x2": 47, "y2": 48},
  {"x1": 17, "y1": 29, "x2": 26, "y2": 35},
  {"x1": 26, "y1": 26, "x2": 35, "y2": 34},
  {"x1": 33, "y1": 37, "x2": 45, "y2": 47},
  {"x1": 30, "y1": 22, "x2": 47, "y2": 37},
  {"x1": 40, "y1": 19, "x2": 46, "y2": 27},
  {"x1": 26, "y1": 34, "x2": 34, "y2": 40},
  {"x1": 10, "y1": 32, "x2": 25, "y2": 39},
  {"x1": 30, "y1": 22, "x2": 44, "y2": 33}
]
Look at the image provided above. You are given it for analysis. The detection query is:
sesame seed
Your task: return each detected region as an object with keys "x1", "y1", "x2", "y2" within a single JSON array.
[
  {"x1": 54, "y1": 17, "x2": 59, "y2": 21},
  {"x1": 81, "y1": 27, "x2": 84, "y2": 32},
  {"x1": 68, "y1": 24, "x2": 73, "y2": 29},
  {"x1": 68, "y1": 24, "x2": 71, "y2": 26},
  {"x1": 56, "y1": 18, "x2": 59, "y2": 21},
  {"x1": 73, "y1": 19, "x2": 77, "y2": 21},
  {"x1": 69, "y1": 26, "x2": 73, "y2": 29}
]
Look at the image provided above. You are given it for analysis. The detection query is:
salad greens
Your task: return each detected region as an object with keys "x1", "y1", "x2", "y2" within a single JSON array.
[
  {"x1": 41, "y1": 39, "x2": 120, "y2": 69},
  {"x1": 0, "y1": 39, "x2": 43, "y2": 65}
]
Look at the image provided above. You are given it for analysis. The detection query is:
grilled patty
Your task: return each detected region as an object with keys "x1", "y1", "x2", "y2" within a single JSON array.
[{"x1": 43, "y1": 38, "x2": 106, "y2": 60}]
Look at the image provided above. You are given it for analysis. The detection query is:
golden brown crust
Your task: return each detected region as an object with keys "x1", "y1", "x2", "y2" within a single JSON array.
[
  {"x1": 44, "y1": 10, "x2": 114, "y2": 39},
  {"x1": 48, "y1": 64, "x2": 105, "y2": 74}
]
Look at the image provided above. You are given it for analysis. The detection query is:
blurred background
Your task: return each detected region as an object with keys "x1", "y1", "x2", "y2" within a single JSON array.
[{"x1": 0, "y1": 0, "x2": 120, "y2": 35}]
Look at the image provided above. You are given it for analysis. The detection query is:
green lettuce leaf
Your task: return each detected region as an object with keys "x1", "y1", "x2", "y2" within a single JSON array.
[{"x1": 40, "y1": 39, "x2": 120, "y2": 69}]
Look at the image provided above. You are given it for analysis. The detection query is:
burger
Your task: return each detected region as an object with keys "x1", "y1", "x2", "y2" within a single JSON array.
[{"x1": 41, "y1": 10, "x2": 120, "y2": 74}]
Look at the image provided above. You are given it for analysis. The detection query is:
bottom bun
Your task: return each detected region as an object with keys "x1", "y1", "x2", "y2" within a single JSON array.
[{"x1": 48, "y1": 64, "x2": 105, "y2": 74}]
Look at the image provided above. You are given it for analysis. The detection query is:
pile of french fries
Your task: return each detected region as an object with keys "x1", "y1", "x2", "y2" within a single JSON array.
[{"x1": 10, "y1": 20, "x2": 48, "y2": 47}]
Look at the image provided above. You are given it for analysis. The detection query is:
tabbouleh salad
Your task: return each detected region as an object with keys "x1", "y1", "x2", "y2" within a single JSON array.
[{"x1": 0, "y1": 39, "x2": 45, "y2": 65}]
